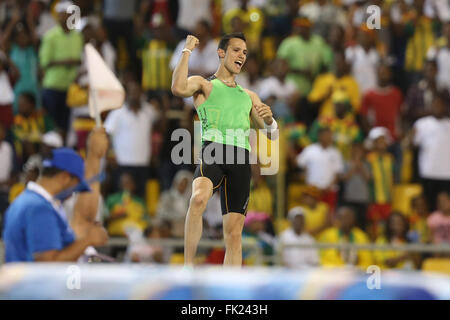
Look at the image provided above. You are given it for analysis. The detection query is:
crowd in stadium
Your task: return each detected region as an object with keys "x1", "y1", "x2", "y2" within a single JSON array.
[{"x1": 0, "y1": 0, "x2": 450, "y2": 269}]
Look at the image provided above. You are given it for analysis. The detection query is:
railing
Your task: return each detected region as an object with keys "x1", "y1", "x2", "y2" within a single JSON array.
[{"x1": 1, "y1": 239, "x2": 449, "y2": 266}]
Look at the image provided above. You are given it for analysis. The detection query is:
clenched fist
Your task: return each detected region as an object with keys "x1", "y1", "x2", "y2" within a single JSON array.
[
  {"x1": 184, "y1": 35, "x2": 199, "y2": 51},
  {"x1": 253, "y1": 103, "x2": 273, "y2": 125}
]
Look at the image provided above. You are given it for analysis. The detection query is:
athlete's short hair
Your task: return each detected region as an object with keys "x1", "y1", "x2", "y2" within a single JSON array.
[{"x1": 218, "y1": 32, "x2": 246, "y2": 51}]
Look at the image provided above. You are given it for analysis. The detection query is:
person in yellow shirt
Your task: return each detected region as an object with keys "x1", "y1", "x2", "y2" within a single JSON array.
[
  {"x1": 308, "y1": 51, "x2": 360, "y2": 117},
  {"x1": 299, "y1": 186, "x2": 332, "y2": 238},
  {"x1": 105, "y1": 173, "x2": 149, "y2": 237},
  {"x1": 374, "y1": 212, "x2": 417, "y2": 269},
  {"x1": 223, "y1": 0, "x2": 264, "y2": 51},
  {"x1": 319, "y1": 207, "x2": 373, "y2": 269},
  {"x1": 247, "y1": 168, "x2": 273, "y2": 217},
  {"x1": 407, "y1": 194, "x2": 430, "y2": 244}
]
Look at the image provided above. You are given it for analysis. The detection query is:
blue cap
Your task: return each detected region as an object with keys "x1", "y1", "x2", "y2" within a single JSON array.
[{"x1": 42, "y1": 148, "x2": 91, "y2": 193}]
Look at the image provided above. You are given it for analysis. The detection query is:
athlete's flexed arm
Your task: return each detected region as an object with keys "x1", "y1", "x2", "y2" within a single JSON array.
[
  {"x1": 245, "y1": 89, "x2": 278, "y2": 140},
  {"x1": 171, "y1": 35, "x2": 209, "y2": 98}
]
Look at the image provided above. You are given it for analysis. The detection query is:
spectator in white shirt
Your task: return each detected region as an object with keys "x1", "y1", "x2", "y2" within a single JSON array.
[
  {"x1": 427, "y1": 22, "x2": 450, "y2": 91},
  {"x1": 0, "y1": 122, "x2": 13, "y2": 227},
  {"x1": 258, "y1": 58, "x2": 299, "y2": 121},
  {"x1": 170, "y1": 20, "x2": 219, "y2": 78},
  {"x1": 105, "y1": 80, "x2": 159, "y2": 197},
  {"x1": 412, "y1": 93, "x2": 450, "y2": 211},
  {"x1": 345, "y1": 26, "x2": 380, "y2": 94},
  {"x1": 278, "y1": 207, "x2": 319, "y2": 269},
  {"x1": 297, "y1": 127, "x2": 344, "y2": 191}
]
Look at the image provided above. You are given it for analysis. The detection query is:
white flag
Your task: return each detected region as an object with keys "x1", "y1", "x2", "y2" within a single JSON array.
[{"x1": 85, "y1": 43, "x2": 125, "y2": 120}]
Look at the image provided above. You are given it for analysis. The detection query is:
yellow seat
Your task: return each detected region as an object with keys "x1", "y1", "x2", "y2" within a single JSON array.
[
  {"x1": 146, "y1": 179, "x2": 160, "y2": 217},
  {"x1": 169, "y1": 253, "x2": 184, "y2": 265},
  {"x1": 422, "y1": 258, "x2": 450, "y2": 274},
  {"x1": 392, "y1": 184, "x2": 423, "y2": 216},
  {"x1": 287, "y1": 183, "x2": 307, "y2": 210}
]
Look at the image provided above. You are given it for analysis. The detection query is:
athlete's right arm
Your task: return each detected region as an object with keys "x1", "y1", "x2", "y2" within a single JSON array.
[{"x1": 171, "y1": 35, "x2": 207, "y2": 97}]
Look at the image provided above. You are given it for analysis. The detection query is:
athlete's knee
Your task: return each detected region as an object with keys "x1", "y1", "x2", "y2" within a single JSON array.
[
  {"x1": 224, "y1": 228, "x2": 242, "y2": 246},
  {"x1": 189, "y1": 191, "x2": 209, "y2": 212}
]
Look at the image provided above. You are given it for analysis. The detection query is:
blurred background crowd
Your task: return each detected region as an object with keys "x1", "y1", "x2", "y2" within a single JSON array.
[{"x1": 0, "y1": 0, "x2": 450, "y2": 270}]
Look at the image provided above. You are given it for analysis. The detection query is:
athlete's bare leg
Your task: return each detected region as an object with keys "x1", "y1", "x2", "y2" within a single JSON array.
[
  {"x1": 222, "y1": 212, "x2": 245, "y2": 267},
  {"x1": 184, "y1": 177, "x2": 213, "y2": 266}
]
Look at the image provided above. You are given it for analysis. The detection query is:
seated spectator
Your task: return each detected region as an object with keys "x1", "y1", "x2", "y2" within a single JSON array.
[
  {"x1": 104, "y1": 79, "x2": 159, "y2": 197},
  {"x1": 360, "y1": 62, "x2": 403, "y2": 141},
  {"x1": 8, "y1": 155, "x2": 41, "y2": 204},
  {"x1": 374, "y1": 212, "x2": 416, "y2": 269},
  {"x1": 412, "y1": 94, "x2": 450, "y2": 211},
  {"x1": 427, "y1": 191, "x2": 450, "y2": 245},
  {"x1": 341, "y1": 142, "x2": 371, "y2": 230},
  {"x1": 257, "y1": 58, "x2": 299, "y2": 122},
  {"x1": 297, "y1": 127, "x2": 344, "y2": 211},
  {"x1": 0, "y1": 50, "x2": 19, "y2": 130},
  {"x1": 12, "y1": 92, "x2": 54, "y2": 163},
  {"x1": 126, "y1": 224, "x2": 168, "y2": 264},
  {"x1": 223, "y1": 0, "x2": 265, "y2": 51},
  {"x1": 319, "y1": 207, "x2": 373, "y2": 269},
  {"x1": 308, "y1": 51, "x2": 360, "y2": 118},
  {"x1": 407, "y1": 194, "x2": 430, "y2": 244},
  {"x1": 156, "y1": 170, "x2": 193, "y2": 238},
  {"x1": 284, "y1": 121, "x2": 310, "y2": 172},
  {"x1": 345, "y1": 25, "x2": 380, "y2": 94},
  {"x1": 298, "y1": 187, "x2": 332, "y2": 238},
  {"x1": 278, "y1": 207, "x2": 319, "y2": 269},
  {"x1": 309, "y1": 90, "x2": 363, "y2": 159},
  {"x1": 365, "y1": 127, "x2": 396, "y2": 240},
  {"x1": 242, "y1": 211, "x2": 276, "y2": 265},
  {"x1": 104, "y1": 173, "x2": 149, "y2": 237}
]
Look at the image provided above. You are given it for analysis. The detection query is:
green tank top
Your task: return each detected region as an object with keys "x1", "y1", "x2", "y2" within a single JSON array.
[{"x1": 197, "y1": 78, "x2": 252, "y2": 151}]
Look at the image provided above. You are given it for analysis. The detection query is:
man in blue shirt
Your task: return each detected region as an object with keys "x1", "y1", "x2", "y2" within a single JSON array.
[{"x1": 3, "y1": 131, "x2": 108, "y2": 262}]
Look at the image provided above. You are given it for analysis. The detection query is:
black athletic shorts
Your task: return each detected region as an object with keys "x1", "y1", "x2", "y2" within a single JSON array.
[{"x1": 193, "y1": 141, "x2": 251, "y2": 215}]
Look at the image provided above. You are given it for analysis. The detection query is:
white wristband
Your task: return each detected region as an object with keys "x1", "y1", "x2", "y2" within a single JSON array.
[
  {"x1": 264, "y1": 118, "x2": 277, "y2": 131},
  {"x1": 182, "y1": 48, "x2": 192, "y2": 54}
]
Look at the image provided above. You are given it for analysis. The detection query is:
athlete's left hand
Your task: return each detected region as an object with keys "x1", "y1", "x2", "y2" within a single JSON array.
[{"x1": 254, "y1": 103, "x2": 273, "y2": 125}]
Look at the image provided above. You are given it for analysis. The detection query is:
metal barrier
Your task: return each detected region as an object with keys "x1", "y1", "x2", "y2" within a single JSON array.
[{"x1": 1, "y1": 238, "x2": 449, "y2": 266}]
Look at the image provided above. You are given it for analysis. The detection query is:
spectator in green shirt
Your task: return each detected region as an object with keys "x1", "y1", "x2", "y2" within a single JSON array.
[
  {"x1": 277, "y1": 16, "x2": 332, "y2": 97},
  {"x1": 39, "y1": 1, "x2": 83, "y2": 134}
]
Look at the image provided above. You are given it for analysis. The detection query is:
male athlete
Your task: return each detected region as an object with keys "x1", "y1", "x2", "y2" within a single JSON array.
[{"x1": 171, "y1": 32, "x2": 277, "y2": 267}]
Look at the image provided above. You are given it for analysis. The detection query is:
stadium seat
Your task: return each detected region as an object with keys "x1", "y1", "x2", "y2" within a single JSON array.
[
  {"x1": 146, "y1": 179, "x2": 160, "y2": 216},
  {"x1": 422, "y1": 258, "x2": 450, "y2": 274},
  {"x1": 287, "y1": 183, "x2": 307, "y2": 210},
  {"x1": 392, "y1": 184, "x2": 423, "y2": 216}
]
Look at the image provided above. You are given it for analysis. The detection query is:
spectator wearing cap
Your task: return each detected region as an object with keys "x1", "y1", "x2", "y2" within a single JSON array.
[
  {"x1": 7, "y1": 130, "x2": 63, "y2": 205},
  {"x1": 12, "y1": 92, "x2": 55, "y2": 164},
  {"x1": 297, "y1": 127, "x2": 344, "y2": 211},
  {"x1": 2, "y1": 147, "x2": 108, "y2": 262},
  {"x1": 410, "y1": 93, "x2": 450, "y2": 211},
  {"x1": 309, "y1": 90, "x2": 363, "y2": 160},
  {"x1": 277, "y1": 15, "x2": 331, "y2": 97},
  {"x1": 39, "y1": 0, "x2": 83, "y2": 134},
  {"x1": 365, "y1": 127, "x2": 396, "y2": 239},
  {"x1": 242, "y1": 211, "x2": 276, "y2": 265},
  {"x1": 298, "y1": 186, "x2": 332, "y2": 238},
  {"x1": 318, "y1": 206, "x2": 373, "y2": 269},
  {"x1": 278, "y1": 207, "x2": 319, "y2": 269}
]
